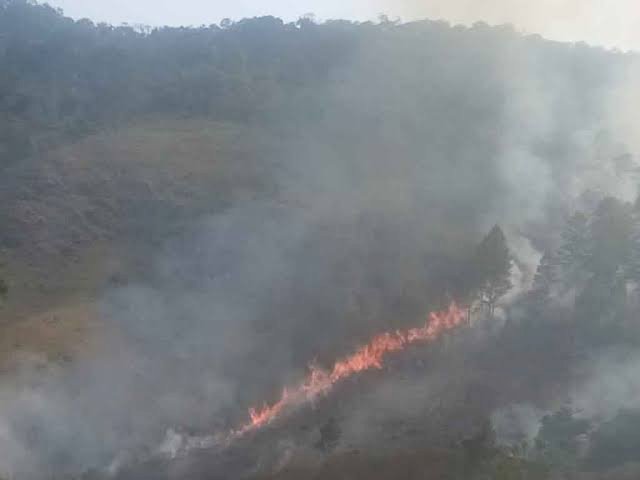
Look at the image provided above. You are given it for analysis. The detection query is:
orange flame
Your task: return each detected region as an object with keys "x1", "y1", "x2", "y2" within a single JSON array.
[{"x1": 232, "y1": 302, "x2": 466, "y2": 437}]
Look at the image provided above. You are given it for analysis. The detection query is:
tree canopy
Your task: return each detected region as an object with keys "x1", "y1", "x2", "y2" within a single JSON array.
[{"x1": 471, "y1": 225, "x2": 512, "y2": 316}]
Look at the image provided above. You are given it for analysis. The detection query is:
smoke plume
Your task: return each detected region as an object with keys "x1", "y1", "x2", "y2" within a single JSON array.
[{"x1": 0, "y1": 13, "x2": 639, "y2": 479}]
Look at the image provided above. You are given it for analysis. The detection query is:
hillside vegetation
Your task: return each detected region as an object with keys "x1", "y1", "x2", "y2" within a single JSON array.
[{"x1": 1, "y1": 2, "x2": 640, "y2": 479}]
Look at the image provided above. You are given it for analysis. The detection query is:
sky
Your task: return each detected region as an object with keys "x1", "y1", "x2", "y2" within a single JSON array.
[{"x1": 47, "y1": 0, "x2": 640, "y2": 52}]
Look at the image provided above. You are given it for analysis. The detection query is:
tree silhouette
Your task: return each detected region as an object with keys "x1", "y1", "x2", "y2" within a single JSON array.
[
  {"x1": 471, "y1": 225, "x2": 512, "y2": 317},
  {"x1": 558, "y1": 211, "x2": 590, "y2": 275}
]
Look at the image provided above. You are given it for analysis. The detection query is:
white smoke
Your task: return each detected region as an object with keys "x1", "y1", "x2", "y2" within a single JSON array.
[
  {"x1": 491, "y1": 403, "x2": 546, "y2": 448},
  {"x1": 571, "y1": 350, "x2": 640, "y2": 423},
  {"x1": 381, "y1": 0, "x2": 640, "y2": 51}
]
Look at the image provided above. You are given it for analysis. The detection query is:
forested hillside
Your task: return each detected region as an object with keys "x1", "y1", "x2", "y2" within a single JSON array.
[
  {"x1": 1, "y1": 0, "x2": 635, "y2": 307},
  {"x1": 0, "y1": 0, "x2": 360, "y2": 165},
  {"x1": 1, "y1": 1, "x2": 640, "y2": 479}
]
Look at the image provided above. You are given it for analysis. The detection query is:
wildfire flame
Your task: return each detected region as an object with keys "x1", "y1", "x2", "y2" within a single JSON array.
[{"x1": 231, "y1": 302, "x2": 466, "y2": 438}]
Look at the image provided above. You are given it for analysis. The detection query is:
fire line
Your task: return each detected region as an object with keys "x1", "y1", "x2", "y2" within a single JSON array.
[{"x1": 230, "y1": 302, "x2": 466, "y2": 439}]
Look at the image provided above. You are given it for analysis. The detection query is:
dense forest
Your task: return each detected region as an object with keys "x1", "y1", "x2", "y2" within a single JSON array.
[
  {"x1": 1, "y1": 1, "x2": 640, "y2": 479},
  {"x1": 0, "y1": 0, "x2": 361, "y2": 166}
]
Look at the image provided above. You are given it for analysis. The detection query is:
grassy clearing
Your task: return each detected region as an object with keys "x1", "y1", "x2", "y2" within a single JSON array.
[{"x1": 0, "y1": 116, "x2": 273, "y2": 365}]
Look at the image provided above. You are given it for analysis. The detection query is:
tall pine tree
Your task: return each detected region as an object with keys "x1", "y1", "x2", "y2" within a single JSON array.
[
  {"x1": 471, "y1": 225, "x2": 512, "y2": 317},
  {"x1": 529, "y1": 249, "x2": 560, "y2": 309},
  {"x1": 558, "y1": 211, "x2": 591, "y2": 274}
]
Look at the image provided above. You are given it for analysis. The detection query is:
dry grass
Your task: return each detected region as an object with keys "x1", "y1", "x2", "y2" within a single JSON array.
[
  {"x1": 0, "y1": 116, "x2": 272, "y2": 368},
  {"x1": 0, "y1": 301, "x2": 101, "y2": 369}
]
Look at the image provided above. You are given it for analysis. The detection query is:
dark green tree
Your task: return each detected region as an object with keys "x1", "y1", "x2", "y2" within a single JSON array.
[
  {"x1": 586, "y1": 409, "x2": 640, "y2": 470},
  {"x1": 472, "y1": 225, "x2": 512, "y2": 317},
  {"x1": 588, "y1": 197, "x2": 634, "y2": 279},
  {"x1": 558, "y1": 211, "x2": 591, "y2": 276},
  {"x1": 563, "y1": 199, "x2": 636, "y2": 339},
  {"x1": 535, "y1": 407, "x2": 590, "y2": 470},
  {"x1": 529, "y1": 249, "x2": 560, "y2": 307}
]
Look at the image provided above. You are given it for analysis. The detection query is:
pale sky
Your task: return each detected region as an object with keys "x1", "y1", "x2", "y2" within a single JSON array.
[{"x1": 48, "y1": 0, "x2": 640, "y2": 52}]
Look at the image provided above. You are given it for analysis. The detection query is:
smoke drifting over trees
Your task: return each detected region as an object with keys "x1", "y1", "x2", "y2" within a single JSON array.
[{"x1": 0, "y1": 1, "x2": 640, "y2": 478}]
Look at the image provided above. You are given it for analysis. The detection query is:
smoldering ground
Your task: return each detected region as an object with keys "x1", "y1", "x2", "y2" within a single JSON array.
[{"x1": 0, "y1": 18, "x2": 639, "y2": 479}]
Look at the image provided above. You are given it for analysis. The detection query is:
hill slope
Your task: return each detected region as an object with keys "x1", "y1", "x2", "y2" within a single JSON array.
[{"x1": 0, "y1": 117, "x2": 276, "y2": 359}]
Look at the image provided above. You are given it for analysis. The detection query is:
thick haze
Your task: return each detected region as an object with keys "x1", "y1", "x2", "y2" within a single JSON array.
[
  {"x1": 1, "y1": 4, "x2": 640, "y2": 478},
  {"x1": 49, "y1": 0, "x2": 640, "y2": 51}
]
